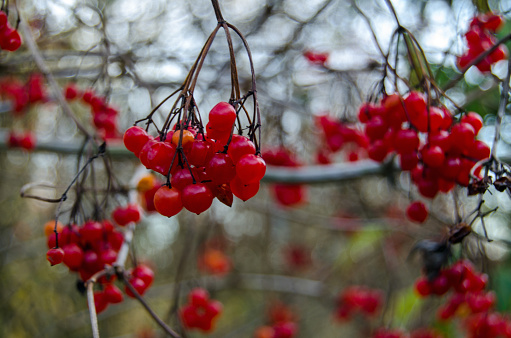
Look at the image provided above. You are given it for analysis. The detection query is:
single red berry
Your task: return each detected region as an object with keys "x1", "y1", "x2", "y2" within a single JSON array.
[
  {"x1": 393, "y1": 129, "x2": 420, "y2": 154},
  {"x1": 227, "y1": 135, "x2": 256, "y2": 163},
  {"x1": 414, "y1": 277, "x2": 431, "y2": 297},
  {"x1": 80, "y1": 221, "x2": 103, "y2": 243},
  {"x1": 483, "y1": 14, "x2": 505, "y2": 32},
  {"x1": 421, "y1": 145, "x2": 445, "y2": 168},
  {"x1": 46, "y1": 247, "x2": 65, "y2": 266},
  {"x1": 406, "y1": 201, "x2": 428, "y2": 223},
  {"x1": 188, "y1": 139, "x2": 213, "y2": 167},
  {"x1": 153, "y1": 186, "x2": 183, "y2": 217},
  {"x1": 206, "y1": 153, "x2": 236, "y2": 184},
  {"x1": 461, "y1": 112, "x2": 483, "y2": 134},
  {"x1": 209, "y1": 102, "x2": 236, "y2": 131},
  {"x1": 0, "y1": 27, "x2": 22, "y2": 51},
  {"x1": 104, "y1": 284, "x2": 124, "y2": 304},
  {"x1": 181, "y1": 183, "x2": 214, "y2": 215},
  {"x1": 230, "y1": 176, "x2": 260, "y2": 201},
  {"x1": 273, "y1": 184, "x2": 306, "y2": 206},
  {"x1": 171, "y1": 168, "x2": 195, "y2": 191},
  {"x1": 123, "y1": 126, "x2": 152, "y2": 156},
  {"x1": 64, "y1": 83, "x2": 80, "y2": 100},
  {"x1": 93, "y1": 291, "x2": 109, "y2": 314},
  {"x1": 236, "y1": 154, "x2": 266, "y2": 184},
  {"x1": 367, "y1": 140, "x2": 388, "y2": 162},
  {"x1": 20, "y1": 132, "x2": 36, "y2": 151},
  {"x1": 399, "y1": 152, "x2": 419, "y2": 171},
  {"x1": 62, "y1": 243, "x2": 84, "y2": 270},
  {"x1": 125, "y1": 277, "x2": 147, "y2": 298},
  {"x1": 365, "y1": 116, "x2": 388, "y2": 140}
]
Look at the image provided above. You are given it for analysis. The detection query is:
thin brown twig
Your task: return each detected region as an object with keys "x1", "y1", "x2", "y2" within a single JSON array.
[{"x1": 121, "y1": 272, "x2": 181, "y2": 338}]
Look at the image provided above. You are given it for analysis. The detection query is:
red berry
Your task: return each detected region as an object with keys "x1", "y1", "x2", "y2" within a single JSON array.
[
  {"x1": 64, "y1": 83, "x2": 80, "y2": 100},
  {"x1": 62, "y1": 243, "x2": 84, "y2": 270},
  {"x1": 133, "y1": 264, "x2": 155, "y2": 287},
  {"x1": 206, "y1": 153, "x2": 236, "y2": 184},
  {"x1": 422, "y1": 146, "x2": 445, "y2": 168},
  {"x1": 393, "y1": 129, "x2": 419, "y2": 154},
  {"x1": 20, "y1": 132, "x2": 36, "y2": 151},
  {"x1": 230, "y1": 176, "x2": 260, "y2": 201},
  {"x1": 414, "y1": 277, "x2": 431, "y2": 297},
  {"x1": 236, "y1": 154, "x2": 266, "y2": 184},
  {"x1": 365, "y1": 116, "x2": 388, "y2": 140},
  {"x1": 0, "y1": 27, "x2": 22, "y2": 51},
  {"x1": 146, "y1": 141, "x2": 177, "y2": 176},
  {"x1": 406, "y1": 201, "x2": 428, "y2": 223},
  {"x1": 125, "y1": 277, "x2": 147, "y2": 298},
  {"x1": 273, "y1": 184, "x2": 306, "y2": 206},
  {"x1": 46, "y1": 247, "x2": 65, "y2": 266},
  {"x1": 188, "y1": 139, "x2": 213, "y2": 167},
  {"x1": 461, "y1": 112, "x2": 483, "y2": 134},
  {"x1": 367, "y1": 140, "x2": 388, "y2": 162},
  {"x1": 181, "y1": 183, "x2": 214, "y2": 215},
  {"x1": 93, "y1": 291, "x2": 109, "y2": 314},
  {"x1": 153, "y1": 186, "x2": 183, "y2": 217},
  {"x1": 227, "y1": 135, "x2": 256, "y2": 163},
  {"x1": 123, "y1": 126, "x2": 151, "y2": 156},
  {"x1": 80, "y1": 221, "x2": 103, "y2": 243},
  {"x1": 209, "y1": 102, "x2": 236, "y2": 131},
  {"x1": 104, "y1": 284, "x2": 124, "y2": 304}
]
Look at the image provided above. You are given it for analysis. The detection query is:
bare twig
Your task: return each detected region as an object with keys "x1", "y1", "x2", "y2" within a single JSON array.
[{"x1": 121, "y1": 272, "x2": 181, "y2": 338}]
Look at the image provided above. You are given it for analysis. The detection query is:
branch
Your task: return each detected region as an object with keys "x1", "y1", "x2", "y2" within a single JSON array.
[
  {"x1": 18, "y1": 20, "x2": 96, "y2": 141},
  {"x1": 121, "y1": 272, "x2": 181, "y2": 338}
]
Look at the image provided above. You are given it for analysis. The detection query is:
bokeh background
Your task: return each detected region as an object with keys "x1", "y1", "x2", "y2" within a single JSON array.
[{"x1": 2, "y1": 0, "x2": 511, "y2": 337}]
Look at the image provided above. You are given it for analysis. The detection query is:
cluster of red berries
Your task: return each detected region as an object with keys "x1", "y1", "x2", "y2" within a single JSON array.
[
  {"x1": 315, "y1": 114, "x2": 368, "y2": 164},
  {"x1": 0, "y1": 11, "x2": 21, "y2": 52},
  {"x1": 335, "y1": 286, "x2": 383, "y2": 321},
  {"x1": 414, "y1": 260, "x2": 511, "y2": 337},
  {"x1": 7, "y1": 130, "x2": 36, "y2": 151},
  {"x1": 45, "y1": 220, "x2": 125, "y2": 281},
  {"x1": 262, "y1": 147, "x2": 307, "y2": 206},
  {"x1": 0, "y1": 74, "x2": 46, "y2": 114},
  {"x1": 457, "y1": 13, "x2": 507, "y2": 73},
  {"x1": 93, "y1": 264, "x2": 154, "y2": 314},
  {"x1": 180, "y1": 288, "x2": 223, "y2": 332},
  {"x1": 359, "y1": 92, "x2": 490, "y2": 220},
  {"x1": 64, "y1": 83, "x2": 120, "y2": 140},
  {"x1": 303, "y1": 50, "x2": 329, "y2": 66},
  {"x1": 123, "y1": 102, "x2": 266, "y2": 217},
  {"x1": 254, "y1": 301, "x2": 298, "y2": 338}
]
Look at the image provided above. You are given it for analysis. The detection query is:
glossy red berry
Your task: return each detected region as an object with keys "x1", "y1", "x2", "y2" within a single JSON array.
[
  {"x1": 133, "y1": 264, "x2": 155, "y2": 287},
  {"x1": 206, "y1": 153, "x2": 236, "y2": 184},
  {"x1": 123, "y1": 126, "x2": 151, "y2": 156},
  {"x1": 236, "y1": 154, "x2": 266, "y2": 184},
  {"x1": 62, "y1": 243, "x2": 84, "y2": 270},
  {"x1": 153, "y1": 186, "x2": 183, "y2": 217},
  {"x1": 46, "y1": 248, "x2": 65, "y2": 266},
  {"x1": 181, "y1": 183, "x2": 214, "y2": 215},
  {"x1": 104, "y1": 284, "x2": 124, "y2": 304},
  {"x1": 0, "y1": 27, "x2": 22, "y2": 51},
  {"x1": 209, "y1": 102, "x2": 236, "y2": 131},
  {"x1": 227, "y1": 135, "x2": 256, "y2": 163},
  {"x1": 230, "y1": 176, "x2": 260, "y2": 201}
]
